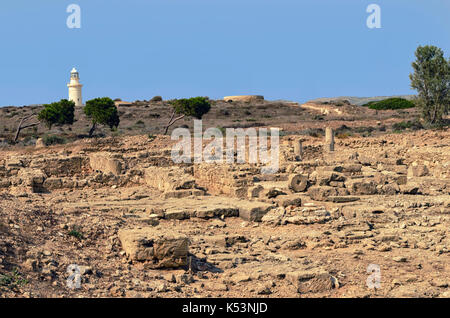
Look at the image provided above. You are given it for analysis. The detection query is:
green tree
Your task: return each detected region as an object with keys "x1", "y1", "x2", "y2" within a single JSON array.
[
  {"x1": 84, "y1": 97, "x2": 120, "y2": 137},
  {"x1": 410, "y1": 45, "x2": 450, "y2": 125},
  {"x1": 38, "y1": 99, "x2": 75, "y2": 129},
  {"x1": 164, "y1": 97, "x2": 211, "y2": 134}
]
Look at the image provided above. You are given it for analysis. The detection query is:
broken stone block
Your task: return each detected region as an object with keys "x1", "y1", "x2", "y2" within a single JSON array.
[
  {"x1": 164, "y1": 209, "x2": 188, "y2": 220},
  {"x1": 89, "y1": 152, "x2": 122, "y2": 176},
  {"x1": 399, "y1": 183, "x2": 422, "y2": 194},
  {"x1": 315, "y1": 171, "x2": 346, "y2": 186},
  {"x1": 345, "y1": 179, "x2": 377, "y2": 195},
  {"x1": 140, "y1": 216, "x2": 160, "y2": 226},
  {"x1": 288, "y1": 174, "x2": 308, "y2": 192},
  {"x1": 261, "y1": 207, "x2": 286, "y2": 225},
  {"x1": 286, "y1": 270, "x2": 338, "y2": 294},
  {"x1": 408, "y1": 164, "x2": 429, "y2": 177},
  {"x1": 341, "y1": 205, "x2": 384, "y2": 218},
  {"x1": 194, "y1": 205, "x2": 239, "y2": 219},
  {"x1": 273, "y1": 194, "x2": 302, "y2": 207},
  {"x1": 341, "y1": 164, "x2": 362, "y2": 174},
  {"x1": 307, "y1": 186, "x2": 339, "y2": 201},
  {"x1": 284, "y1": 208, "x2": 331, "y2": 224},
  {"x1": 261, "y1": 187, "x2": 286, "y2": 199},
  {"x1": 374, "y1": 172, "x2": 407, "y2": 186},
  {"x1": 118, "y1": 227, "x2": 189, "y2": 268},
  {"x1": 327, "y1": 196, "x2": 360, "y2": 203},
  {"x1": 43, "y1": 178, "x2": 63, "y2": 190},
  {"x1": 238, "y1": 201, "x2": 274, "y2": 222},
  {"x1": 161, "y1": 189, "x2": 205, "y2": 199},
  {"x1": 17, "y1": 168, "x2": 46, "y2": 193},
  {"x1": 329, "y1": 181, "x2": 345, "y2": 188},
  {"x1": 380, "y1": 183, "x2": 400, "y2": 195},
  {"x1": 145, "y1": 166, "x2": 195, "y2": 192},
  {"x1": 247, "y1": 185, "x2": 264, "y2": 198},
  {"x1": 6, "y1": 157, "x2": 23, "y2": 170}
]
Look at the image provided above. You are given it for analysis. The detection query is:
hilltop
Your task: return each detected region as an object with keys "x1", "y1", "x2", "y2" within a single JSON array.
[{"x1": 0, "y1": 96, "x2": 423, "y2": 147}]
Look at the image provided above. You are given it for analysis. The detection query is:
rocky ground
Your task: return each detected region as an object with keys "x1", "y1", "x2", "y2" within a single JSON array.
[{"x1": 0, "y1": 101, "x2": 449, "y2": 298}]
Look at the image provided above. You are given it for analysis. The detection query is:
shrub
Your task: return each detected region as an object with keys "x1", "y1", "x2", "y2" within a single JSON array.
[
  {"x1": 68, "y1": 226, "x2": 84, "y2": 240},
  {"x1": 300, "y1": 128, "x2": 324, "y2": 138},
  {"x1": 0, "y1": 269, "x2": 28, "y2": 289},
  {"x1": 336, "y1": 132, "x2": 352, "y2": 139},
  {"x1": 42, "y1": 134, "x2": 67, "y2": 146},
  {"x1": 392, "y1": 120, "x2": 423, "y2": 131},
  {"x1": 135, "y1": 120, "x2": 145, "y2": 127},
  {"x1": 150, "y1": 96, "x2": 163, "y2": 102},
  {"x1": 363, "y1": 98, "x2": 415, "y2": 110}
]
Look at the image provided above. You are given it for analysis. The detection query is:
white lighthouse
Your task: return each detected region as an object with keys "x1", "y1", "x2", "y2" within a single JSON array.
[{"x1": 67, "y1": 67, "x2": 83, "y2": 106}]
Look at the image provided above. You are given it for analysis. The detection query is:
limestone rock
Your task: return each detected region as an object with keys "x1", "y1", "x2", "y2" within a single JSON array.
[
  {"x1": 238, "y1": 201, "x2": 274, "y2": 222},
  {"x1": 273, "y1": 194, "x2": 302, "y2": 207},
  {"x1": 89, "y1": 152, "x2": 122, "y2": 176},
  {"x1": 307, "y1": 186, "x2": 339, "y2": 201},
  {"x1": 118, "y1": 227, "x2": 189, "y2": 268},
  {"x1": 145, "y1": 166, "x2": 195, "y2": 192},
  {"x1": 345, "y1": 179, "x2": 377, "y2": 195},
  {"x1": 408, "y1": 164, "x2": 429, "y2": 177},
  {"x1": 286, "y1": 270, "x2": 338, "y2": 293},
  {"x1": 261, "y1": 207, "x2": 286, "y2": 225}
]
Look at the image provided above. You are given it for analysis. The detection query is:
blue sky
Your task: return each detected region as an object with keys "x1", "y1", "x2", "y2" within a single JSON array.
[{"x1": 0, "y1": 0, "x2": 449, "y2": 106}]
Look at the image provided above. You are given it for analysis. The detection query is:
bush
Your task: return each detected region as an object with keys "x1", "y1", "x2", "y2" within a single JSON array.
[
  {"x1": 68, "y1": 226, "x2": 84, "y2": 240},
  {"x1": 42, "y1": 135, "x2": 67, "y2": 146},
  {"x1": 135, "y1": 120, "x2": 145, "y2": 127},
  {"x1": 392, "y1": 120, "x2": 423, "y2": 131},
  {"x1": 150, "y1": 96, "x2": 163, "y2": 102},
  {"x1": 363, "y1": 98, "x2": 415, "y2": 110},
  {"x1": 299, "y1": 128, "x2": 324, "y2": 138},
  {"x1": 0, "y1": 269, "x2": 28, "y2": 289}
]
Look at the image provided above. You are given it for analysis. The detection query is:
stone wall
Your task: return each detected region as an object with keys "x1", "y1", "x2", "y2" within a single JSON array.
[{"x1": 193, "y1": 164, "x2": 257, "y2": 198}]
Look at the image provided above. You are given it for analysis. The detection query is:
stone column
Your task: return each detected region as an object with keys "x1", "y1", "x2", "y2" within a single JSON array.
[
  {"x1": 294, "y1": 139, "x2": 303, "y2": 160},
  {"x1": 325, "y1": 127, "x2": 334, "y2": 152}
]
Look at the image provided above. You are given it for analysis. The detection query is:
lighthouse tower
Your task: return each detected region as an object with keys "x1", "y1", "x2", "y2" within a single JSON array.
[{"x1": 67, "y1": 68, "x2": 83, "y2": 106}]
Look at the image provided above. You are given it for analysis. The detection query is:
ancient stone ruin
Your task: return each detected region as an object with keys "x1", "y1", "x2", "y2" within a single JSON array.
[{"x1": 0, "y1": 128, "x2": 449, "y2": 298}]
